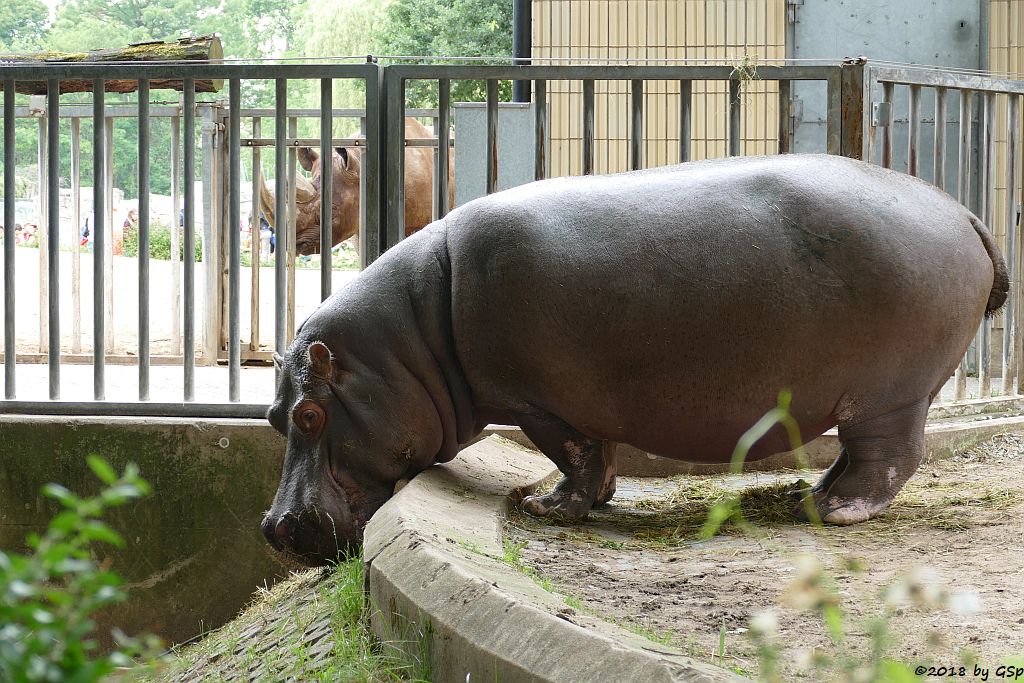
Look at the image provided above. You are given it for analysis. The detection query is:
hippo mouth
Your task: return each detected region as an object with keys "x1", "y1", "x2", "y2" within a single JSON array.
[{"x1": 262, "y1": 469, "x2": 360, "y2": 567}]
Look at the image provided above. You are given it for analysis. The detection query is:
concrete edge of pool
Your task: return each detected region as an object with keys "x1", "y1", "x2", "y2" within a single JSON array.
[{"x1": 362, "y1": 435, "x2": 749, "y2": 683}]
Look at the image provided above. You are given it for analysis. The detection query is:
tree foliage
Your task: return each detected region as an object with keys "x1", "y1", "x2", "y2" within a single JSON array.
[
  {"x1": 0, "y1": 0, "x2": 514, "y2": 203},
  {"x1": 372, "y1": 0, "x2": 514, "y2": 106},
  {"x1": 0, "y1": 0, "x2": 48, "y2": 52}
]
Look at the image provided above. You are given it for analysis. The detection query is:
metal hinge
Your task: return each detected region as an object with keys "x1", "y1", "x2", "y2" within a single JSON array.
[
  {"x1": 786, "y1": 0, "x2": 803, "y2": 24},
  {"x1": 872, "y1": 101, "x2": 893, "y2": 128},
  {"x1": 791, "y1": 97, "x2": 804, "y2": 128}
]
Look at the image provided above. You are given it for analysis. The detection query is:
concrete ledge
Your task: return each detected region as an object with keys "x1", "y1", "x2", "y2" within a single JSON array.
[
  {"x1": 483, "y1": 412, "x2": 1024, "y2": 477},
  {"x1": 363, "y1": 436, "x2": 746, "y2": 683}
]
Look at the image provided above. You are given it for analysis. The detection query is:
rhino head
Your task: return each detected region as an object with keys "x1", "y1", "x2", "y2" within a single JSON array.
[{"x1": 295, "y1": 146, "x2": 362, "y2": 256}]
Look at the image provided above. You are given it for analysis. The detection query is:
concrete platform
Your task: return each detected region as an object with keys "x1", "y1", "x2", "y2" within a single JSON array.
[{"x1": 363, "y1": 435, "x2": 747, "y2": 683}]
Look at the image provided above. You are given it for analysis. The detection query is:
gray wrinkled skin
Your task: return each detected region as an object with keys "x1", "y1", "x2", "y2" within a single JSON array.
[{"x1": 262, "y1": 154, "x2": 1007, "y2": 566}]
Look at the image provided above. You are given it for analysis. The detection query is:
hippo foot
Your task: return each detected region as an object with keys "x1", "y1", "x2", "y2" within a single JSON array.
[
  {"x1": 521, "y1": 487, "x2": 594, "y2": 520},
  {"x1": 789, "y1": 481, "x2": 893, "y2": 525}
]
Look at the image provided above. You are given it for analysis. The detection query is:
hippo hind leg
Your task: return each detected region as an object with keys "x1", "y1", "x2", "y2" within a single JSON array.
[
  {"x1": 517, "y1": 412, "x2": 617, "y2": 520},
  {"x1": 799, "y1": 398, "x2": 928, "y2": 525}
]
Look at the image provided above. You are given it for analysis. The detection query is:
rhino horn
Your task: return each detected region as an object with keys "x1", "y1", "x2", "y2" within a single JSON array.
[
  {"x1": 295, "y1": 173, "x2": 317, "y2": 203},
  {"x1": 257, "y1": 174, "x2": 277, "y2": 228}
]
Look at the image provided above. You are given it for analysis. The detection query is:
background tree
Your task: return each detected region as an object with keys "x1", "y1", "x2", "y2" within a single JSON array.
[
  {"x1": 371, "y1": 0, "x2": 514, "y2": 106},
  {"x1": 0, "y1": 0, "x2": 49, "y2": 52}
]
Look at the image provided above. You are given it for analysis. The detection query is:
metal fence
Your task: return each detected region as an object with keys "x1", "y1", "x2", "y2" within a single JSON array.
[
  {"x1": 2, "y1": 61, "x2": 380, "y2": 416},
  {"x1": 1, "y1": 58, "x2": 1020, "y2": 417},
  {"x1": 863, "y1": 63, "x2": 1024, "y2": 400}
]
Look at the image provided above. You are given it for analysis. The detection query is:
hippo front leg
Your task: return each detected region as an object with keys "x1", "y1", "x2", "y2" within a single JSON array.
[{"x1": 516, "y1": 413, "x2": 617, "y2": 520}]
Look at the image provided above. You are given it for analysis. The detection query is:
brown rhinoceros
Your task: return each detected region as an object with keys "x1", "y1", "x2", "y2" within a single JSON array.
[
  {"x1": 259, "y1": 117, "x2": 454, "y2": 255},
  {"x1": 261, "y1": 154, "x2": 1007, "y2": 566}
]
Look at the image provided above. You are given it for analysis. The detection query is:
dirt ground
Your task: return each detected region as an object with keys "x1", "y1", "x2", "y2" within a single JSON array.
[{"x1": 505, "y1": 434, "x2": 1024, "y2": 681}]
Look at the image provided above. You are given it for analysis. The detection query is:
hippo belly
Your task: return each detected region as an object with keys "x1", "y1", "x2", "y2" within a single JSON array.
[{"x1": 447, "y1": 154, "x2": 1005, "y2": 524}]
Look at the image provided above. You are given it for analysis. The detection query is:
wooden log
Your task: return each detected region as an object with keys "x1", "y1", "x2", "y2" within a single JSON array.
[{"x1": 0, "y1": 35, "x2": 224, "y2": 95}]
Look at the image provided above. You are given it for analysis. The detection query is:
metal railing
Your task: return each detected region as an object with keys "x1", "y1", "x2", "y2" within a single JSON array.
[
  {"x1": 1, "y1": 61, "x2": 380, "y2": 416},
  {"x1": 379, "y1": 62, "x2": 862, "y2": 247},
  {"x1": 2, "y1": 58, "x2": 1020, "y2": 417},
  {"x1": 863, "y1": 63, "x2": 1024, "y2": 400}
]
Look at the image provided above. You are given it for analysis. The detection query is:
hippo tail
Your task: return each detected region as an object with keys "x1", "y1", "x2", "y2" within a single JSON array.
[{"x1": 970, "y1": 214, "x2": 1009, "y2": 317}]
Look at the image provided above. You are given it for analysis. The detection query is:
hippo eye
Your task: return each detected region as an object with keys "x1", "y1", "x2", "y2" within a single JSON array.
[{"x1": 293, "y1": 402, "x2": 324, "y2": 434}]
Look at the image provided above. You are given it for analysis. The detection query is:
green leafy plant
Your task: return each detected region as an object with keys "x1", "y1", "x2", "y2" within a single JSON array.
[
  {"x1": 122, "y1": 223, "x2": 202, "y2": 262},
  {"x1": 0, "y1": 456, "x2": 158, "y2": 683}
]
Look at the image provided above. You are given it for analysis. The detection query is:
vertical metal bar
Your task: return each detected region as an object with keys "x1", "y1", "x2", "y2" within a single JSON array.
[
  {"x1": 933, "y1": 87, "x2": 947, "y2": 190},
  {"x1": 728, "y1": 78, "x2": 741, "y2": 157},
  {"x1": 274, "y1": 79, "x2": 287, "y2": 372},
  {"x1": 362, "y1": 64, "x2": 381, "y2": 266},
  {"x1": 777, "y1": 80, "x2": 791, "y2": 154},
  {"x1": 954, "y1": 89, "x2": 974, "y2": 401},
  {"x1": 250, "y1": 116, "x2": 261, "y2": 352},
  {"x1": 228, "y1": 79, "x2": 241, "y2": 402},
  {"x1": 317, "y1": 78, "x2": 333, "y2": 296},
  {"x1": 680, "y1": 80, "x2": 692, "y2": 162},
  {"x1": 171, "y1": 113, "x2": 181, "y2": 352},
  {"x1": 200, "y1": 103, "x2": 220, "y2": 366},
  {"x1": 908, "y1": 85, "x2": 921, "y2": 177},
  {"x1": 104, "y1": 116, "x2": 113, "y2": 352},
  {"x1": 384, "y1": 70, "x2": 404, "y2": 250},
  {"x1": 287, "y1": 116, "x2": 298, "y2": 335},
  {"x1": 47, "y1": 80, "x2": 60, "y2": 399},
  {"x1": 71, "y1": 117, "x2": 81, "y2": 355},
  {"x1": 881, "y1": 81, "x2": 895, "y2": 169},
  {"x1": 37, "y1": 114, "x2": 46, "y2": 355},
  {"x1": 431, "y1": 113, "x2": 439, "y2": 222},
  {"x1": 840, "y1": 59, "x2": 866, "y2": 159},
  {"x1": 92, "y1": 81, "x2": 105, "y2": 400},
  {"x1": 535, "y1": 79, "x2": 547, "y2": 180},
  {"x1": 582, "y1": 79, "x2": 595, "y2": 175},
  {"x1": 631, "y1": 79, "x2": 643, "y2": 170},
  {"x1": 183, "y1": 80, "x2": 195, "y2": 401},
  {"x1": 437, "y1": 79, "x2": 451, "y2": 219},
  {"x1": 981, "y1": 91, "x2": 996, "y2": 397},
  {"x1": 486, "y1": 79, "x2": 499, "y2": 194},
  {"x1": 825, "y1": 73, "x2": 842, "y2": 155},
  {"x1": 3, "y1": 80, "x2": 15, "y2": 398},
  {"x1": 137, "y1": 79, "x2": 150, "y2": 401},
  {"x1": 1003, "y1": 94, "x2": 1019, "y2": 396},
  {"x1": 320, "y1": 78, "x2": 333, "y2": 301}
]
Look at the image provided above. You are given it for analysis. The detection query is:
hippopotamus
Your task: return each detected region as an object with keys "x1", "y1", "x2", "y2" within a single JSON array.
[
  {"x1": 262, "y1": 153, "x2": 1007, "y2": 566},
  {"x1": 259, "y1": 117, "x2": 454, "y2": 255}
]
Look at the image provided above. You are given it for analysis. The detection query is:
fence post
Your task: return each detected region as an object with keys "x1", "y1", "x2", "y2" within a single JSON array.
[
  {"x1": 384, "y1": 67, "x2": 404, "y2": 251},
  {"x1": 841, "y1": 58, "x2": 866, "y2": 160},
  {"x1": 363, "y1": 60, "x2": 383, "y2": 266},
  {"x1": 199, "y1": 102, "x2": 222, "y2": 366}
]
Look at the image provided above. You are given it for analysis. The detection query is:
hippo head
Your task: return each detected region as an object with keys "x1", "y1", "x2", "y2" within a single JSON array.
[
  {"x1": 294, "y1": 146, "x2": 361, "y2": 256},
  {"x1": 261, "y1": 341, "x2": 396, "y2": 565}
]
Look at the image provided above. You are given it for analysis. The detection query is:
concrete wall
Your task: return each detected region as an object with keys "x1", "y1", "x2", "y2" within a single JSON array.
[{"x1": 0, "y1": 416, "x2": 293, "y2": 649}]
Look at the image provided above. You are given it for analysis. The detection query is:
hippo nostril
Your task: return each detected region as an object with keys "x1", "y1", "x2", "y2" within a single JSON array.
[
  {"x1": 261, "y1": 512, "x2": 297, "y2": 551},
  {"x1": 274, "y1": 516, "x2": 294, "y2": 543}
]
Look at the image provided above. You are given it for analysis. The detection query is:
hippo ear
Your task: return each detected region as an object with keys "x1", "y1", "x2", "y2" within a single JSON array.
[
  {"x1": 306, "y1": 341, "x2": 346, "y2": 383},
  {"x1": 336, "y1": 147, "x2": 349, "y2": 170},
  {"x1": 298, "y1": 147, "x2": 319, "y2": 172}
]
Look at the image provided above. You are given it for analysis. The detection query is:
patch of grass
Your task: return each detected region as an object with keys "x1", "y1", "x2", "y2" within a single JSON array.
[
  {"x1": 142, "y1": 557, "x2": 427, "y2": 682},
  {"x1": 624, "y1": 620, "x2": 673, "y2": 647},
  {"x1": 586, "y1": 479, "x2": 803, "y2": 549}
]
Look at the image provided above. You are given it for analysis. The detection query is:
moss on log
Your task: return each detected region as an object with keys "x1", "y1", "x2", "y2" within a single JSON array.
[{"x1": 0, "y1": 35, "x2": 224, "y2": 95}]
